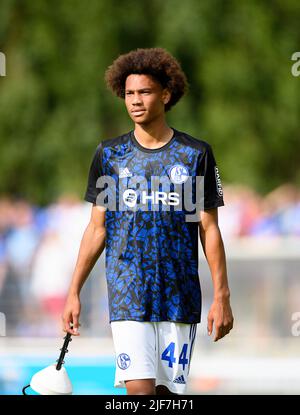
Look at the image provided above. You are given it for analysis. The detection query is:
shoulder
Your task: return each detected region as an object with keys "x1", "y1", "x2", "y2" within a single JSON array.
[
  {"x1": 174, "y1": 128, "x2": 212, "y2": 154},
  {"x1": 101, "y1": 131, "x2": 131, "y2": 149},
  {"x1": 91, "y1": 131, "x2": 131, "y2": 159}
]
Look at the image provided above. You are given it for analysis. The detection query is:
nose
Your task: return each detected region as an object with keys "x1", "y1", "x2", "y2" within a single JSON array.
[{"x1": 132, "y1": 93, "x2": 143, "y2": 105}]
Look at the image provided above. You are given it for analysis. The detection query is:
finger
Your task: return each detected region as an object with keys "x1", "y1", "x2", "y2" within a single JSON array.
[
  {"x1": 61, "y1": 317, "x2": 66, "y2": 333},
  {"x1": 227, "y1": 322, "x2": 233, "y2": 332},
  {"x1": 222, "y1": 327, "x2": 230, "y2": 338},
  {"x1": 63, "y1": 319, "x2": 74, "y2": 335},
  {"x1": 67, "y1": 322, "x2": 81, "y2": 335},
  {"x1": 215, "y1": 325, "x2": 231, "y2": 341},
  {"x1": 71, "y1": 315, "x2": 80, "y2": 335},
  {"x1": 214, "y1": 326, "x2": 223, "y2": 342},
  {"x1": 224, "y1": 321, "x2": 233, "y2": 333},
  {"x1": 207, "y1": 316, "x2": 214, "y2": 336},
  {"x1": 62, "y1": 315, "x2": 69, "y2": 332}
]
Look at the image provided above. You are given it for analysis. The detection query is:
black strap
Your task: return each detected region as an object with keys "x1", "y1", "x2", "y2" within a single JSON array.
[
  {"x1": 56, "y1": 332, "x2": 72, "y2": 370},
  {"x1": 22, "y1": 384, "x2": 30, "y2": 395}
]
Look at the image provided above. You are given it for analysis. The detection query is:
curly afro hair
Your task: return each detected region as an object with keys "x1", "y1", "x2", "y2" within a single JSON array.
[{"x1": 104, "y1": 47, "x2": 189, "y2": 112}]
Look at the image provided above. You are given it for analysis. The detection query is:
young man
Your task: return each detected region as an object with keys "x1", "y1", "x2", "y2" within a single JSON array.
[{"x1": 62, "y1": 47, "x2": 234, "y2": 395}]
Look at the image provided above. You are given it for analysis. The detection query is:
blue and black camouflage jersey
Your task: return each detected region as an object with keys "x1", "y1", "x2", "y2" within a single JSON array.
[{"x1": 84, "y1": 128, "x2": 224, "y2": 324}]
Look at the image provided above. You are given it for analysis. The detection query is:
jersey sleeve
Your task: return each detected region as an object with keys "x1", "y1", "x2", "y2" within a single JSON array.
[
  {"x1": 198, "y1": 144, "x2": 225, "y2": 210},
  {"x1": 84, "y1": 143, "x2": 104, "y2": 204}
]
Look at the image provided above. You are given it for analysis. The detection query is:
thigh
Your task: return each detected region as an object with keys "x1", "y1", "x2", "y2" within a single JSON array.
[
  {"x1": 155, "y1": 322, "x2": 197, "y2": 394},
  {"x1": 110, "y1": 321, "x2": 157, "y2": 389},
  {"x1": 125, "y1": 379, "x2": 156, "y2": 395}
]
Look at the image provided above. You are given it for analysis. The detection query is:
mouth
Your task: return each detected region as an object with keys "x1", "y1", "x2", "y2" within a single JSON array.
[{"x1": 131, "y1": 110, "x2": 146, "y2": 116}]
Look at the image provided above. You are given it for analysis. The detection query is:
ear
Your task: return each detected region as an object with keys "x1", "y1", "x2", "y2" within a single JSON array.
[{"x1": 162, "y1": 88, "x2": 171, "y2": 105}]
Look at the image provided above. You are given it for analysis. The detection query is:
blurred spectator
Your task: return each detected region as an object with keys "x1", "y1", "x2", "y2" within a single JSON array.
[
  {"x1": 0, "y1": 238, "x2": 7, "y2": 295},
  {"x1": 219, "y1": 185, "x2": 263, "y2": 238},
  {"x1": 2, "y1": 200, "x2": 39, "y2": 334},
  {"x1": 29, "y1": 195, "x2": 90, "y2": 336},
  {"x1": 247, "y1": 184, "x2": 299, "y2": 236},
  {"x1": 30, "y1": 229, "x2": 73, "y2": 336}
]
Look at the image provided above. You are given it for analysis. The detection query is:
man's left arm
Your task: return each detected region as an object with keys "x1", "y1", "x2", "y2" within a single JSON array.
[{"x1": 199, "y1": 208, "x2": 234, "y2": 342}]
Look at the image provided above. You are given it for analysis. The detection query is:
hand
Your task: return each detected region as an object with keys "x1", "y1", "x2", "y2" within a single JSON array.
[
  {"x1": 207, "y1": 297, "x2": 234, "y2": 342},
  {"x1": 62, "y1": 293, "x2": 81, "y2": 336}
]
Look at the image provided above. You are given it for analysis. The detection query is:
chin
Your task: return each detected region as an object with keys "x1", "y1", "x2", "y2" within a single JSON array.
[
  {"x1": 132, "y1": 116, "x2": 148, "y2": 125},
  {"x1": 135, "y1": 120, "x2": 151, "y2": 127}
]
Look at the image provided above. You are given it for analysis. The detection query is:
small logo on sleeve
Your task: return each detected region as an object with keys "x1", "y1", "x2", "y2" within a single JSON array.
[
  {"x1": 117, "y1": 353, "x2": 131, "y2": 370},
  {"x1": 214, "y1": 166, "x2": 223, "y2": 197}
]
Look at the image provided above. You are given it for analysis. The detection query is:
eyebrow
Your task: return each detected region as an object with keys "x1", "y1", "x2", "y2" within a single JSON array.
[{"x1": 125, "y1": 87, "x2": 153, "y2": 92}]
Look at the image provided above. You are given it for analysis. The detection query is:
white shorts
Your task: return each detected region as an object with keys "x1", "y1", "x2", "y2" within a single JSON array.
[{"x1": 110, "y1": 320, "x2": 197, "y2": 394}]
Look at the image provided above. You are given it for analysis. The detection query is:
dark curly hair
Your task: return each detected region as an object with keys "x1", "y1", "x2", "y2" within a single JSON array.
[{"x1": 105, "y1": 47, "x2": 189, "y2": 112}]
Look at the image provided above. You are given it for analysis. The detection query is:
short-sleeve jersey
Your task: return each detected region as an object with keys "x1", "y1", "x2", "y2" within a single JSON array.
[{"x1": 84, "y1": 128, "x2": 224, "y2": 324}]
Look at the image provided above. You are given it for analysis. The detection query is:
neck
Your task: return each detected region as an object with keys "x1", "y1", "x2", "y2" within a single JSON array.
[{"x1": 134, "y1": 121, "x2": 173, "y2": 149}]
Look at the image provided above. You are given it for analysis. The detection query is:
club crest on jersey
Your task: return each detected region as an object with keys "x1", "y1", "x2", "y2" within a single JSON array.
[
  {"x1": 117, "y1": 353, "x2": 131, "y2": 370},
  {"x1": 169, "y1": 164, "x2": 189, "y2": 184}
]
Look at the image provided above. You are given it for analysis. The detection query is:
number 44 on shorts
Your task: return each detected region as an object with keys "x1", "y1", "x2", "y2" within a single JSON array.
[{"x1": 161, "y1": 342, "x2": 188, "y2": 370}]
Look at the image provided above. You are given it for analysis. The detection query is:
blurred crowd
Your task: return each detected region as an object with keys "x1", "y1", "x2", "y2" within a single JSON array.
[
  {"x1": 0, "y1": 183, "x2": 299, "y2": 337},
  {"x1": 0, "y1": 194, "x2": 92, "y2": 337},
  {"x1": 219, "y1": 183, "x2": 300, "y2": 238}
]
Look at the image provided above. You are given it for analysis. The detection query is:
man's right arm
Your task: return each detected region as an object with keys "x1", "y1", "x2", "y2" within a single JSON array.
[{"x1": 62, "y1": 204, "x2": 106, "y2": 335}]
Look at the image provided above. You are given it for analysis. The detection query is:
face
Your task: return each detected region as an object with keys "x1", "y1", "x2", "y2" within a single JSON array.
[{"x1": 125, "y1": 74, "x2": 171, "y2": 125}]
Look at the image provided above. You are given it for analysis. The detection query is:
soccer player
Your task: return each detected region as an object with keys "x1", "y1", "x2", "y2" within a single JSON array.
[{"x1": 62, "y1": 47, "x2": 234, "y2": 395}]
